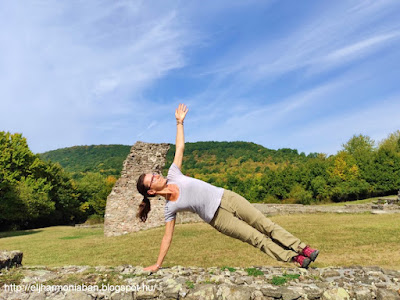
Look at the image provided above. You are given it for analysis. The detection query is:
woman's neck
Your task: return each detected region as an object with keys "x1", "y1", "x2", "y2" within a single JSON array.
[{"x1": 159, "y1": 184, "x2": 179, "y2": 201}]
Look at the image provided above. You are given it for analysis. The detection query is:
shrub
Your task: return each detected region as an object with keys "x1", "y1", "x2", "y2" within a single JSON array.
[{"x1": 289, "y1": 184, "x2": 313, "y2": 205}]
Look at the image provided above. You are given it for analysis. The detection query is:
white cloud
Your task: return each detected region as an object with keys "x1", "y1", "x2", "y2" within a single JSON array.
[
  {"x1": 0, "y1": 0, "x2": 399, "y2": 156},
  {"x1": 0, "y1": 1, "x2": 194, "y2": 152},
  {"x1": 324, "y1": 32, "x2": 400, "y2": 62},
  {"x1": 309, "y1": 31, "x2": 400, "y2": 74},
  {"x1": 195, "y1": 1, "x2": 400, "y2": 85},
  {"x1": 93, "y1": 77, "x2": 120, "y2": 95},
  {"x1": 188, "y1": 76, "x2": 350, "y2": 143}
]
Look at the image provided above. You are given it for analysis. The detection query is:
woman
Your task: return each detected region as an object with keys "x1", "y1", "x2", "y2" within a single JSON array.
[{"x1": 137, "y1": 104, "x2": 319, "y2": 272}]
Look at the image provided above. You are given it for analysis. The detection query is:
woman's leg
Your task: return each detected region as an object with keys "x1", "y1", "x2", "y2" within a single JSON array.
[
  {"x1": 220, "y1": 190, "x2": 307, "y2": 253},
  {"x1": 209, "y1": 206, "x2": 298, "y2": 262}
]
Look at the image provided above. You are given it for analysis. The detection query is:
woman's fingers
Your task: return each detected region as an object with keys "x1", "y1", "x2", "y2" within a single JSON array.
[
  {"x1": 178, "y1": 104, "x2": 187, "y2": 111},
  {"x1": 176, "y1": 103, "x2": 188, "y2": 119}
]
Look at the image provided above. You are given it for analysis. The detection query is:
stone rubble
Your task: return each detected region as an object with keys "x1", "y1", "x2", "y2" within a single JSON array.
[
  {"x1": 1, "y1": 265, "x2": 399, "y2": 300},
  {"x1": 0, "y1": 251, "x2": 23, "y2": 271}
]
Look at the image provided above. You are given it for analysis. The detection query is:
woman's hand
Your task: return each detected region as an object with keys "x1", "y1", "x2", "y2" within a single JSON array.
[
  {"x1": 143, "y1": 264, "x2": 160, "y2": 272},
  {"x1": 175, "y1": 104, "x2": 188, "y2": 123}
]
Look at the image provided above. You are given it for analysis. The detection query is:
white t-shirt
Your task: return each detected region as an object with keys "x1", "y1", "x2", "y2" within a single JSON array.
[{"x1": 164, "y1": 163, "x2": 224, "y2": 223}]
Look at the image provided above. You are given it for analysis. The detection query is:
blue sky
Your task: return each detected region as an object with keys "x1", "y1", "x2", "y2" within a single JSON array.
[{"x1": 1, "y1": 1, "x2": 400, "y2": 155}]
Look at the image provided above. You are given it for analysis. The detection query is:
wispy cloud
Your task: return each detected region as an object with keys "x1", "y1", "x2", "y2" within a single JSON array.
[
  {"x1": 177, "y1": 1, "x2": 400, "y2": 155},
  {"x1": 323, "y1": 32, "x2": 400, "y2": 62},
  {"x1": 308, "y1": 31, "x2": 400, "y2": 75},
  {"x1": 293, "y1": 94, "x2": 400, "y2": 154},
  {"x1": 0, "y1": 1, "x2": 194, "y2": 151},
  {"x1": 0, "y1": 1, "x2": 399, "y2": 155},
  {"x1": 194, "y1": 1, "x2": 400, "y2": 85},
  {"x1": 188, "y1": 75, "x2": 351, "y2": 143}
]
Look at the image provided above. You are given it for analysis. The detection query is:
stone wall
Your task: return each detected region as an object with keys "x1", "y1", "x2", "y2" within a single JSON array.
[
  {"x1": 169, "y1": 203, "x2": 400, "y2": 228},
  {"x1": 104, "y1": 142, "x2": 170, "y2": 237},
  {"x1": 1, "y1": 265, "x2": 400, "y2": 299},
  {"x1": 255, "y1": 203, "x2": 400, "y2": 215}
]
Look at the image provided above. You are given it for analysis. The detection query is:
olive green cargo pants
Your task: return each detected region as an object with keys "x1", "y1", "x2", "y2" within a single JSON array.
[{"x1": 209, "y1": 190, "x2": 307, "y2": 262}]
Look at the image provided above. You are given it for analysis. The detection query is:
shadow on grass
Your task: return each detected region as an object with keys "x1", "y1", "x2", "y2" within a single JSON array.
[{"x1": 0, "y1": 229, "x2": 43, "y2": 239}]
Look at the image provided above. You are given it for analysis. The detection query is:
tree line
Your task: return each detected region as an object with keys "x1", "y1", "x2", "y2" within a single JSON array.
[
  {"x1": 1, "y1": 130, "x2": 399, "y2": 231},
  {"x1": 165, "y1": 132, "x2": 400, "y2": 204},
  {"x1": 0, "y1": 132, "x2": 116, "y2": 230}
]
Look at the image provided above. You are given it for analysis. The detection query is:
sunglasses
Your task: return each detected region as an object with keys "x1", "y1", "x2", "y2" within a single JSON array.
[{"x1": 149, "y1": 173, "x2": 158, "y2": 189}]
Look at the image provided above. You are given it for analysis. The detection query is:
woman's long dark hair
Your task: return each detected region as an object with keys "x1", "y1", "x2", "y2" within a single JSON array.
[{"x1": 136, "y1": 173, "x2": 155, "y2": 222}]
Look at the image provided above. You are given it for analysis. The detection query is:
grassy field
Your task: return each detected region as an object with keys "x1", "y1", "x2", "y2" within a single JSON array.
[{"x1": 1, "y1": 213, "x2": 399, "y2": 270}]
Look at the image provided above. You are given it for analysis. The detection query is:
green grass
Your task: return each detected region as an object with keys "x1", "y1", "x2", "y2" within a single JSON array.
[
  {"x1": 185, "y1": 280, "x2": 195, "y2": 289},
  {"x1": 245, "y1": 267, "x2": 264, "y2": 276},
  {"x1": 1, "y1": 213, "x2": 400, "y2": 270},
  {"x1": 221, "y1": 266, "x2": 236, "y2": 272},
  {"x1": 0, "y1": 268, "x2": 25, "y2": 286},
  {"x1": 271, "y1": 273, "x2": 300, "y2": 285}
]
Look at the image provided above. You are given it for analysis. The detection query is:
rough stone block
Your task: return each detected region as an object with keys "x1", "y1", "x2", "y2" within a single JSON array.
[
  {"x1": 104, "y1": 142, "x2": 170, "y2": 237},
  {"x1": 0, "y1": 250, "x2": 23, "y2": 270},
  {"x1": 376, "y1": 288, "x2": 400, "y2": 300}
]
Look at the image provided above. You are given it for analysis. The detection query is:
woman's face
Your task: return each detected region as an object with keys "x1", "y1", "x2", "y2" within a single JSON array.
[{"x1": 144, "y1": 173, "x2": 167, "y2": 191}]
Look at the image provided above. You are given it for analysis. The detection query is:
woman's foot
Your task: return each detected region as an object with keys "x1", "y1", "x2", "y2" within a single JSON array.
[
  {"x1": 292, "y1": 255, "x2": 311, "y2": 268},
  {"x1": 301, "y1": 246, "x2": 319, "y2": 261}
]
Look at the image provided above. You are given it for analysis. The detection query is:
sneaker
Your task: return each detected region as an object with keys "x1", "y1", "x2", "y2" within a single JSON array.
[
  {"x1": 301, "y1": 246, "x2": 319, "y2": 262},
  {"x1": 292, "y1": 255, "x2": 311, "y2": 268}
]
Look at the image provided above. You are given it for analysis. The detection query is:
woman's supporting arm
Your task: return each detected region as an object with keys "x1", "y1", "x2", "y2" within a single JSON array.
[
  {"x1": 173, "y1": 104, "x2": 188, "y2": 170},
  {"x1": 143, "y1": 218, "x2": 176, "y2": 272}
]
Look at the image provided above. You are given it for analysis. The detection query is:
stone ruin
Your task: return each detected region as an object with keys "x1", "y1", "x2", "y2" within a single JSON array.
[
  {"x1": 371, "y1": 191, "x2": 400, "y2": 209},
  {"x1": 103, "y1": 141, "x2": 202, "y2": 237},
  {"x1": 103, "y1": 141, "x2": 208, "y2": 237},
  {"x1": 104, "y1": 142, "x2": 170, "y2": 237}
]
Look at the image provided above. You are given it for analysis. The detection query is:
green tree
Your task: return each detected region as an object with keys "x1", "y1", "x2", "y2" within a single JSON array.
[
  {"x1": 0, "y1": 131, "x2": 82, "y2": 229},
  {"x1": 326, "y1": 151, "x2": 369, "y2": 201},
  {"x1": 310, "y1": 176, "x2": 329, "y2": 201},
  {"x1": 342, "y1": 134, "x2": 375, "y2": 157},
  {"x1": 77, "y1": 173, "x2": 116, "y2": 216},
  {"x1": 0, "y1": 132, "x2": 55, "y2": 227},
  {"x1": 289, "y1": 184, "x2": 313, "y2": 204},
  {"x1": 342, "y1": 134, "x2": 375, "y2": 184},
  {"x1": 371, "y1": 143, "x2": 400, "y2": 195},
  {"x1": 378, "y1": 130, "x2": 400, "y2": 153},
  {"x1": 44, "y1": 162, "x2": 82, "y2": 225}
]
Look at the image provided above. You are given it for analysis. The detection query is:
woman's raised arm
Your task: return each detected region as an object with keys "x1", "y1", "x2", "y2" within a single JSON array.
[{"x1": 173, "y1": 104, "x2": 188, "y2": 170}]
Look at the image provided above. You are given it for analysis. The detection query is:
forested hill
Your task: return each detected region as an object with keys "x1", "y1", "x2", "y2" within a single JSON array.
[
  {"x1": 165, "y1": 142, "x2": 322, "y2": 200},
  {"x1": 39, "y1": 144, "x2": 131, "y2": 178},
  {"x1": 165, "y1": 141, "x2": 317, "y2": 178},
  {"x1": 5, "y1": 131, "x2": 396, "y2": 231},
  {"x1": 39, "y1": 142, "x2": 313, "y2": 179},
  {"x1": 39, "y1": 135, "x2": 400, "y2": 205},
  {"x1": 167, "y1": 141, "x2": 317, "y2": 165}
]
